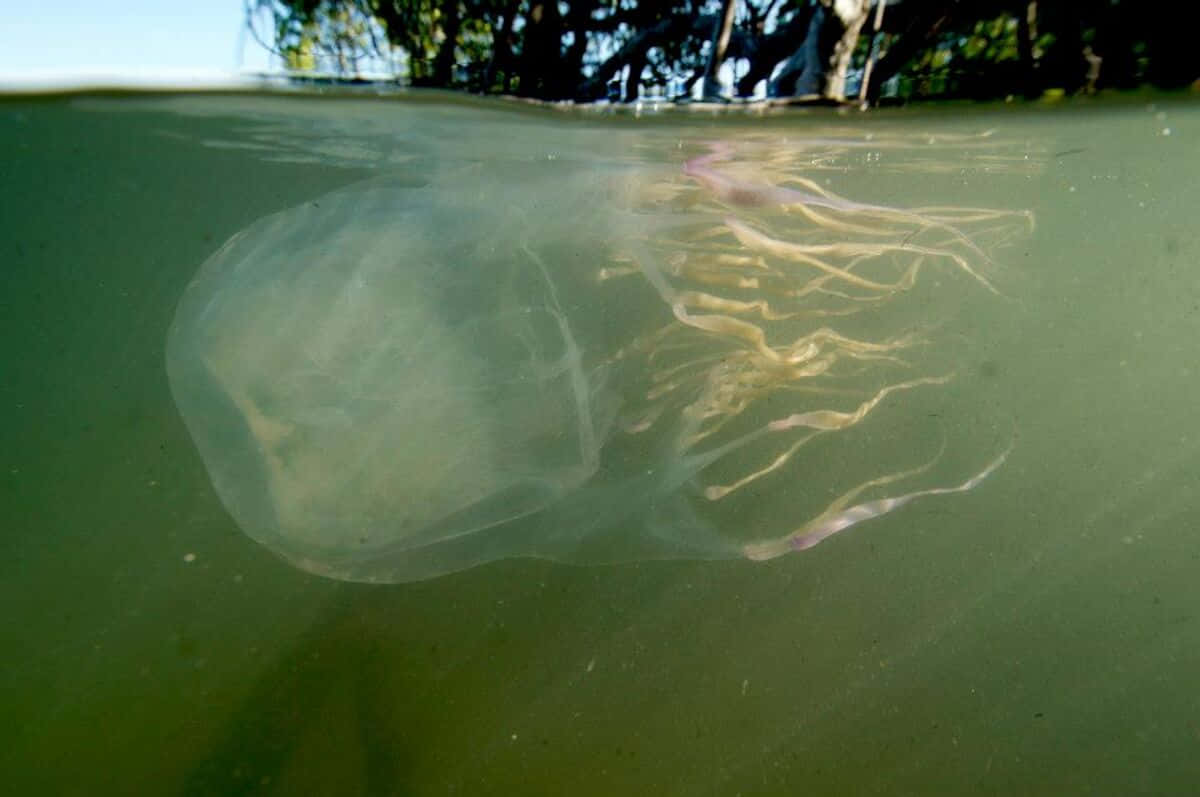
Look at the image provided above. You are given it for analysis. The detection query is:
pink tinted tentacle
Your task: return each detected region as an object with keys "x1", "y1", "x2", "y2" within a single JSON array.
[{"x1": 742, "y1": 442, "x2": 1012, "y2": 562}]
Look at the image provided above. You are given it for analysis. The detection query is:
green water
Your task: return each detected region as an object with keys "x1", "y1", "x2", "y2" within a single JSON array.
[{"x1": 2, "y1": 92, "x2": 1198, "y2": 795}]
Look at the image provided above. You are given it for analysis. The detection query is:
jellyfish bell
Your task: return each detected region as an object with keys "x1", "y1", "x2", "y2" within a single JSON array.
[{"x1": 166, "y1": 171, "x2": 633, "y2": 582}]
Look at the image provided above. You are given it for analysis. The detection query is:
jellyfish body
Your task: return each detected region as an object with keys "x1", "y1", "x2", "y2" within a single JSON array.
[
  {"x1": 167, "y1": 173, "x2": 631, "y2": 581},
  {"x1": 168, "y1": 155, "x2": 1026, "y2": 583}
]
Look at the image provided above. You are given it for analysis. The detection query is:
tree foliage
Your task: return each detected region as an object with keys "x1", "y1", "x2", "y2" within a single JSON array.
[{"x1": 244, "y1": 0, "x2": 1200, "y2": 103}]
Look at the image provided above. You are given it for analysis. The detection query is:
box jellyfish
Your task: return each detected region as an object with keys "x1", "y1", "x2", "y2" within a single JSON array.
[{"x1": 167, "y1": 154, "x2": 1030, "y2": 582}]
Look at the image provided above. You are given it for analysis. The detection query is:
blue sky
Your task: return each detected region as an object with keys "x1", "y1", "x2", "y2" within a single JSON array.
[{"x1": 0, "y1": 0, "x2": 273, "y2": 87}]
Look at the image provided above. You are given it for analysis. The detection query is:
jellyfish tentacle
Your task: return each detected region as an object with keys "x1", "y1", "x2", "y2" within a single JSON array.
[
  {"x1": 743, "y1": 440, "x2": 1012, "y2": 561},
  {"x1": 614, "y1": 142, "x2": 1031, "y2": 563},
  {"x1": 766, "y1": 374, "x2": 951, "y2": 433}
]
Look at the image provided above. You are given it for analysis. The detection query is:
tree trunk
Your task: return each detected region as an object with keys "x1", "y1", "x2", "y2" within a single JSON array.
[
  {"x1": 516, "y1": 1, "x2": 563, "y2": 98},
  {"x1": 624, "y1": 52, "x2": 646, "y2": 101},
  {"x1": 701, "y1": 0, "x2": 739, "y2": 99},
  {"x1": 431, "y1": 0, "x2": 462, "y2": 87},
  {"x1": 863, "y1": 0, "x2": 962, "y2": 105},
  {"x1": 824, "y1": 0, "x2": 871, "y2": 101},
  {"x1": 857, "y1": 0, "x2": 888, "y2": 103},
  {"x1": 1015, "y1": 1, "x2": 1036, "y2": 98}
]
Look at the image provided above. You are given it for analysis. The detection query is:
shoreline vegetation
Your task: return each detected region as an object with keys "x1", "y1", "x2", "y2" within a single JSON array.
[
  {"x1": 4, "y1": 4, "x2": 1197, "y2": 108},
  {"x1": 240, "y1": 1, "x2": 1200, "y2": 109}
]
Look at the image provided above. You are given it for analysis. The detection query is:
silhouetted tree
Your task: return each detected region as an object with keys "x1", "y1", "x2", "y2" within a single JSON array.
[{"x1": 244, "y1": 0, "x2": 1200, "y2": 104}]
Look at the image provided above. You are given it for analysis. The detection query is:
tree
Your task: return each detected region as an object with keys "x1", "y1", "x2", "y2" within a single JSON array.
[
  {"x1": 701, "y1": 0, "x2": 741, "y2": 99},
  {"x1": 244, "y1": 1, "x2": 1200, "y2": 104}
]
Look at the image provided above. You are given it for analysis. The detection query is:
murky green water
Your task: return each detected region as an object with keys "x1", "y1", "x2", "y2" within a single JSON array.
[{"x1": 2, "y1": 91, "x2": 1198, "y2": 795}]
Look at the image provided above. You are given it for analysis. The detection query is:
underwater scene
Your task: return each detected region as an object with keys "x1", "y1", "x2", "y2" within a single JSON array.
[{"x1": 2, "y1": 93, "x2": 1198, "y2": 794}]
